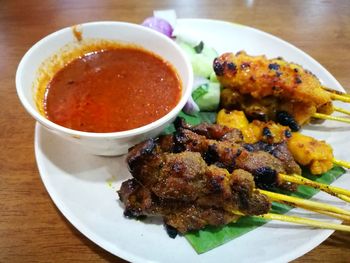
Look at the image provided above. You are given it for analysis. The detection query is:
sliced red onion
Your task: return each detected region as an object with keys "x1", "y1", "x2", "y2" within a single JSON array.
[
  {"x1": 142, "y1": 17, "x2": 173, "y2": 38},
  {"x1": 183, "y1": 96, "x2": 200, "y2": 116},
  {"x1": 153, "y1": 10, "x2": 177, "y2": 29}
]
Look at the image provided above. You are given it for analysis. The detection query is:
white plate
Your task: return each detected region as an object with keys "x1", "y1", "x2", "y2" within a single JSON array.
[{"x1": 35, "y1": 19, "x2": 350, "y2": 263}]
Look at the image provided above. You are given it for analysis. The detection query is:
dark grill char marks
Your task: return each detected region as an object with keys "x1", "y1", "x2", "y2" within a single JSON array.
[
  {"x1": 244, "y1": 141, "x2": 301, "y2": 175},
  {"x1": 121, "y1": 147, "x2": 271, "y2": 233},
  {"x1": 119, "y1": 121, "x2": 302, "y2": 234},
  {"x1": 172, "y1": 126, "x2": 300, "y2": 189},
  {"x1": 174, "y1": 117, "x2": 244, "y2": 142},
  {"x1": 118, "y1": 179, "x2": 239, "y2": 234},
  {"x1": 127, "y1": 149, "x2": 270, "y2": 214}
]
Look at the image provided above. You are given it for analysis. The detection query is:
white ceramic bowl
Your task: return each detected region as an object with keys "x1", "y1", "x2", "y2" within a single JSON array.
[{"x1": 16, "y1": 21, "x2": 193, "y2": 156}]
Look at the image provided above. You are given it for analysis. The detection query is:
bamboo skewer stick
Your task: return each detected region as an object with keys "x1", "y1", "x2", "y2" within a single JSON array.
[
  {"x1": 280, "y1": 174, "x2": 350, "y2": 200},
  {"x1": 255, "y1": 213, "x2": 350, "y2": 232},
  {"x1": 313, "y1": 112, "x2": 350, "y2": 124},
  {"x1": 333, "y1": 158, "x2": 350, "y2": 169},
  {"x1": 259, "y1": 189, "x2": 350, "y2": 217},
  {"x1": 329, "y1": 93, "x2": 350, "y2": 103},
  {"x1": 312, "y1": 210, "x2": 350, "y2": 222},
  {"x1": 334, "y1": 106, "x2": 350, "y2": 116},
  {"x1": 323, "y1": 87, "x2": 350, "y2": 98},
  {"x1": 231, "y1": 210, "x2": 350, "y2": 233},
  {"x1": 269, "y1": 199, "x2": 350, "y2": 221}
]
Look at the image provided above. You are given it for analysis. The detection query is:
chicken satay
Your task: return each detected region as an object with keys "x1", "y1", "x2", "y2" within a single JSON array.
[
  {"x1": 287, "y1": 132, "x2": 334, "y2": 175},
  {"x1": 214, "y1": 51, "x2": 333, "y2": 127},
  {"x1": 217, "y1": 109, "x2": 291, "y2": 143},
  {"x1": 217, "y1": 109, "x2": 334, "y2": 175}
]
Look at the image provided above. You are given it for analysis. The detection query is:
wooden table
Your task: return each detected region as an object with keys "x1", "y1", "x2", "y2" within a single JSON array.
[{"x1": 1, "y1": 0, "x2": 350, "y2": 262}]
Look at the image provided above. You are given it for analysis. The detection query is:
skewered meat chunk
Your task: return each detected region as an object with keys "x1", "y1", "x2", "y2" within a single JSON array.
[
  {"x1": 215, "y1": 51, "x2": 333, "y2": 126},
  {"x1": 174, "y1": 117, "x2": 244, "y2": 142},
  {"x1": 127, "y1": 146, "x2": 270, "y2": 214},
  {"x1": 217, "y1": 109, "x2": 292, "y2": 143},
  {"x1": 287, "y1": 132, "x2": 334, "y2": 174},
  {"x1": 217, "y1": 109, "x2": 335, "y2": 175},
  {"x1": 172, "y1": 126, "x2": 301, "y2": 188},
  {"x1": 118, "y1": 179, "x2": 240, "y2": 234},
  {"x1": 120, "y1": 145, "x2": 272, "y2": 234}
]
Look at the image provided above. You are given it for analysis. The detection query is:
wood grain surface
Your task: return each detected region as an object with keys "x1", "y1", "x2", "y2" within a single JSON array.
[{"x1": 1, "y1": 0, "x2": 350, "y2": 262}]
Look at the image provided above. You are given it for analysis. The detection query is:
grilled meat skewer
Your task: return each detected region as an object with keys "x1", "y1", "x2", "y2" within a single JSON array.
[
  {"x1": 214, "y1": 51, "x2": 339, "y2": 128},
  {"x1": 122, "y1": 143, "x2": 271, "y2": 234}
]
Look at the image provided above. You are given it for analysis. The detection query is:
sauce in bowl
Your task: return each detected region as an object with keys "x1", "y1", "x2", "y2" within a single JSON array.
[{"x1": 43, "y1": 47, "x2": 181, "y2": 133}]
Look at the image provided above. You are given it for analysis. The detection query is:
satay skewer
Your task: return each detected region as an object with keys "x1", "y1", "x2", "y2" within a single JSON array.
[
  {"x1": 279, "y1": 173, "x2": 350, "y2": 203},
  {"x1": 231, "y1": 210, "x2": 350, "y2": 233},
  {"x1": 328, "y1": 93, "x2": 350, "y2": 103},
  {"x1": 259, "y1": 189, "x2": 350, "y2": 217},
  {"x1": 333, "y1": 106, "x2": 350, "y2": 116},
  {"x1": 265, "y1": 192, "x2": 350, "y2": 222},
  {"x1": 313, "y1": 210, "x2": 350, "y2": 221},
  {"x1": 215, "y1": 52, "x2": 350, "y2": 126},
  {"x1": 323, "y1": 87, "x2": 350, "y2": 98},
  {"x1": 333, "y1": 158, "x2": 350, "y2": 169},
  {"x1": 313, "y1": 113, "x2": 350, "y2": 124}
]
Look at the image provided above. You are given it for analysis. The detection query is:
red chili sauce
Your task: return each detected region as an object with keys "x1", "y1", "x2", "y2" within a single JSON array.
[{"x1": 44, "y1": 48, "x2": 181, "y2": 132}]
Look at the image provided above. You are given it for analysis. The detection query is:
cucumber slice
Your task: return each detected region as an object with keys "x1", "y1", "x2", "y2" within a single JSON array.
[
  {"x1": 177, "y1": 40, "x2": 219, "y2": 78},
  {"x1": 201, "y1": 45, "x2": 218, "y2": 58},
  {"x1": 177, "y1": 41, "x2": 196, "y2": 57},
  {"x1": 195, "y1": 82, "x2": 221, "y2": 111},
  {"x1": 191, "y1": 54, "x2": 214, "y2": 78}
]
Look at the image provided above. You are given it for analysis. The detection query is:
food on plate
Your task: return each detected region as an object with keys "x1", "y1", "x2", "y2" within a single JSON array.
[
  {"x1": 120, "y1": 147, "x2": 271, "y2": 233},
  {"x1": 217, "y1": 109, "x2": 334, "y2": 175},
  {"x1": 173, "y1": 118, "x2": 300, "y2": 190},
  {"x1": 43, "y1": 45, "x2": 181, "y2": 133},
  {"x1": 175, "y1": 39, "x2": 221, "y2": 115},
  {"x1": 118, "y1": 120, "x2": 350, "y2": 235},
  {"x1": 214, "y1": 51, "x2": 350, "y2": 129},
  {"x1": 142, "y1": 17, "x2": 174, "y2": 37}
]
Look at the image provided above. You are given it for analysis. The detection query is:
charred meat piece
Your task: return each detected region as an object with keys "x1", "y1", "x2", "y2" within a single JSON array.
[
  {"x1": 127, "y1": 149, "x2": 270, "y2": 214},
  {"x1": 120, "y1": 120, "x2": 303, "y2": 234},
  {"x1": 118, "y1": 179, "x2": 240, "y2": 234},
  {"x1": 174, "y1": 117, "x2": 244, "y2": 142},
  {"x1": 244, "y1": 141, "x2": 301, "y2": 175},
  {"x1": 122, "y1": 147, "x2": 271, "y2": 234},
  {"x1": 172, "y1": 126, "x2": 297, "y2": 190}
]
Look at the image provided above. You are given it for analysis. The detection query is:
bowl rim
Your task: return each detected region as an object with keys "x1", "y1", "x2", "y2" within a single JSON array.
[{"x1": 16, "y1": 21, "x2": 193, "y2": 139}]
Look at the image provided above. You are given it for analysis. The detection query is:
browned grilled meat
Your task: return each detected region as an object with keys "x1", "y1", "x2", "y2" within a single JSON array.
[
  {"x1": 175, "y1": 117, "x2": 244, "y2": 142},
  {"x1": 173, "y1": 125, "x2": 300, "y2": 190},
  {"x1": 121, "y1": 146, "x2": 271, "y2": 234},
  {"x1": 215, "y1": 51, "x2": 333, "y2": 127},
  {"x1": 244, "y1": 141, "x2": 301, "y2": 175},
  {"x1": 127, "y1": 149, "x2": 270, "y2": 214},
  {"x1": 118, "y1": 179, "x2": 239, "y2": 234},
  {"x1": 119, "y1": 120, "x2": 302, "y2": 235}
]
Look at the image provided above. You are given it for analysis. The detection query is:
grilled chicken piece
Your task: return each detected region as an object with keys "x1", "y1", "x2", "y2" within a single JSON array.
[
  {"x1": 287, "y1": 132, "x2": 334, "y2": 174},
  {"x1": 217, "y1": 109, "x2": 292, "y2": 143},
  {"x1": 215, "y1": 51, "x2": 333, "y2": 126},
  {"x1": 217, "y1": 109, "x2": 334, "y2": 175}
]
